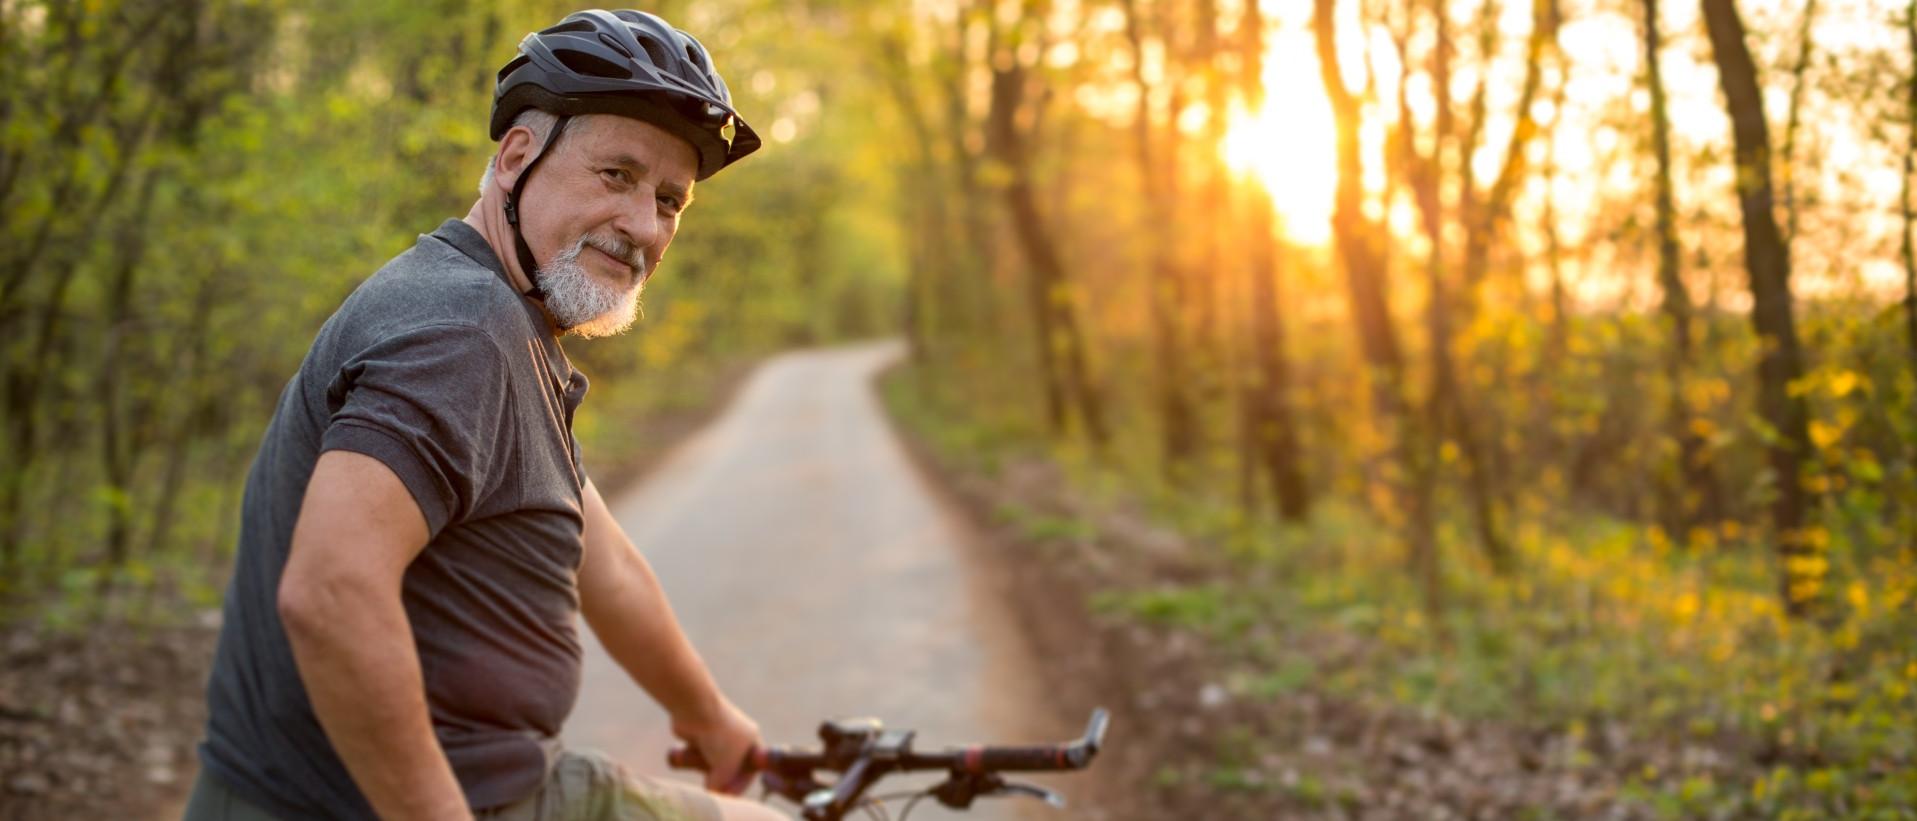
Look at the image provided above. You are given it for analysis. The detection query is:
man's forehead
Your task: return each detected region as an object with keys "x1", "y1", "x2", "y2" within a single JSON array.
[{"x1": 575, "y1": 114, "x2": 698, "y2": 187}]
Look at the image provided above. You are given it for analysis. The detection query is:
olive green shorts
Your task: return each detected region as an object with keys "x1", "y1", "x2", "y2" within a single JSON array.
[
  {"x1": 479, "y1": 749, "x2": 723, "y2": 821},
  {"x1": 182, "y1": 750, "x2": 722, "y2": 821}
]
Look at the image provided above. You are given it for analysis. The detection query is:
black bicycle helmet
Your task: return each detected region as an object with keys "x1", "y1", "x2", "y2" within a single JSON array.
[
  {"x1": 491, "y1": 9, "x2": 760, "y2": 180},
  {"x1": 489, "y1": 9, "x2": 759, "y2": 316}
]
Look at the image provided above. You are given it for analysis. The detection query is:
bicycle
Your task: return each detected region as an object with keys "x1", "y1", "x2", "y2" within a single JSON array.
[{"x1": 667, "y1": 708, "x2": 1110, "y2": 821}]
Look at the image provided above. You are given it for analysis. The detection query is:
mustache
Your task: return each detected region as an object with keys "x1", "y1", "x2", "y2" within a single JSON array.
[{"x1": 582, "y1": 233, "x2": 644, "y2": 276}]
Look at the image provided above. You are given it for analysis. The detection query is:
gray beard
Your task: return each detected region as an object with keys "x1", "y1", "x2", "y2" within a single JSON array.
[{"x1": 538, "y1": 235, "x2": 643, "y2": 339}]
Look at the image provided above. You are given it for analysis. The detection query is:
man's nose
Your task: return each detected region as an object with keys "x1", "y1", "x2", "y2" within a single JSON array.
[{"x1": 613, "y1": 197, "x2": 660, "y2": 255}]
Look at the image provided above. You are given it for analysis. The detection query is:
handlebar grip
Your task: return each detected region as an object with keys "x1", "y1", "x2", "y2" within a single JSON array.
[
  {"x1": 666, "y1": 745, "x2": 708, "y2": 770},
  {"x1": 666, "y1": 745, "x2": 768, "y2": 772},
  {"x1": 974, "y1": 745, "x2": 1074, "y2": 772}
]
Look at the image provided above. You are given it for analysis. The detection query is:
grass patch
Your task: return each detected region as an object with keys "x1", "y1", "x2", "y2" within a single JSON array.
[{"x1": 878, "y1": 361, "x2": 1917, "y2": 818}]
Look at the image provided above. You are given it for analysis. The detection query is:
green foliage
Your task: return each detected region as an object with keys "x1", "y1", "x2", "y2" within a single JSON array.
[{"x1": 0, "y1": 0, "x2": 907, "y2": 623}]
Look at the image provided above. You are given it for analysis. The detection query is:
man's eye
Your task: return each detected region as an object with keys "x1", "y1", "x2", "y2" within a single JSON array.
[
  {"x1": 658, "y1": 196, "x2": 684, "y2": 213},
  {"x1": 601, "y1": 169, "x2": 632, "y2": 186}
]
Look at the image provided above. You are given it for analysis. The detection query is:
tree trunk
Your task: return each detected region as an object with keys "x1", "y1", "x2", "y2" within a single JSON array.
[
  {"x1": 1542, "y1": 48, "x2": 1570, "y2": 362},
  {"x1": 1241, "y1": 191, "x2": 1311, "y2": 521},
  {"x1": 1780, "y1": 0, "x2": 1820, "y2": 247},
  {"x1": 875, "y1": 35, "x2": 950, "y2": 365},
  {"x1": 1645, "y1": 0, "x2": 1721, "y2": 535},
  {"x1": 1192, "y1": 0, "x2": 1231, "y2": 413},
  {"x1": 99, "y1": 170, "x2": 165, "y2": 576},
  {"x1": 1238, "y1": 0, "x2": 1310, "y2": 519},
  {"x1": 1119, "y1": 0, "x2": 1198, "y2": 478},
  {"x1": 985, "y1": 19, "x2": 1109, "y2": 446},
  {"x1": 1904, "y1": 0, "x2": 1917, "y2": 369},
  {"x1": 1700, "y1": 0, "x2": 1820, "y2": 616},
  {"x1": 143, "y1": 276, "x2": 219, "y2": 560},
  {"x1": 1385, "y1": 0, "x2": 1512, "y2": 574},
  {"x1": 1312, "y1": 0, "x2": 1403, "y2": 383},
  {"x1": 1316, "y1": 0, "x2": 1436, "y2": 606},
  {"x1": 1459, "y1": 0, "x2": 1558, "y2": 292}
]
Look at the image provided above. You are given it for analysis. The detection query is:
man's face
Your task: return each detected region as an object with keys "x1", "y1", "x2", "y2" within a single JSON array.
[{"x1": 513, "y1": 115, "x2": 698, "y2": 337}]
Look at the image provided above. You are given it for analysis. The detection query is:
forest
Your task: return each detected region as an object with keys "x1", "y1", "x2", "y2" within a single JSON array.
[{"x1": 3, "y1": 0, "x2": 1914, "y2": 816}]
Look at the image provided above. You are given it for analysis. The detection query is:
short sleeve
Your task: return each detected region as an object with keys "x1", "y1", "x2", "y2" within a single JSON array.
[{"x1": 321, "y1": 324, "x2": 516, "y2": 537}]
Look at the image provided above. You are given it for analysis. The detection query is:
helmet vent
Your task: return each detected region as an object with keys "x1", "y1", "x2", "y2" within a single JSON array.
[
  {"x1": 554, "y1": 49, "x2": 631, "y2": 80},
  {"x1": 683, "y1": 44, "x2": 707, "y2": 71},
  {"x1": 496, "y1": 54, "x2": 531, "y2": 82},
  {"x1": 597, "y1": 32, "x2": 635, "y2": 59},
  {"x1": 636, "y1": 37, "x2": 672, "y2": 73}
]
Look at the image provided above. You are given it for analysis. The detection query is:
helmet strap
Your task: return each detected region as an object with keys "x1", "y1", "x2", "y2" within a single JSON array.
[{"x1": 502, "y1": 115, "x2": 573, "y2": 313}]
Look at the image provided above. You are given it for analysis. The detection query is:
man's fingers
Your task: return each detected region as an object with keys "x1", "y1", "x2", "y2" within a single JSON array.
[
  {"x1": 723, "y1": 767, "x2": 754, "y2": 795},
  {"x1": 705, "y1": 766, "x2": 746, "y2": 795},
  {"x1": 702, "y1": 745, "x2": 756, "y2": 795}
]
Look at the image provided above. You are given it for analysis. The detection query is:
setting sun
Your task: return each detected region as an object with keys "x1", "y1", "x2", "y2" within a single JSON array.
[{"x1": 1219, "y1": 30, "x2": 1338, "y2": 247}]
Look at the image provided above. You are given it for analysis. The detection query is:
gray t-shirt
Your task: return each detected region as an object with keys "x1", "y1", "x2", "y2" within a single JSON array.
[{"x1": 200, "y1": 219, "x2": 592, "y2": 818}]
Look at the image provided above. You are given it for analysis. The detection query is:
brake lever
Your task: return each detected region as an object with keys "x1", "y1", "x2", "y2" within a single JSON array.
[
  {"x1": 762, "y1": 770, "x2": 823, "y2": 805},
  {"x1": 993, "y1": 780, "x2": 1066, "y2": 808}
]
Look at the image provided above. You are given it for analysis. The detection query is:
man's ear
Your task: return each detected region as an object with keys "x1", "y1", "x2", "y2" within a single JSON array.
[{"x1": 490, "y1": 125, "x2": 539, "y2": 194}]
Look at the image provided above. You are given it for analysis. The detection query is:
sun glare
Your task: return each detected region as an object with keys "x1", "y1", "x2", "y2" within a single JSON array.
[{"x1": 1220, "y1": 31, "x2": 1338, "y2": 247}]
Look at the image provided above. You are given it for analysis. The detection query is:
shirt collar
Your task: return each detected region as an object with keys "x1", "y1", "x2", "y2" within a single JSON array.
[
  {"x1": 429, "y1": 218, "x2": 508, "y2": 278},
  {"x1": 425, "y1": 219, "x2": 578, "y2": 391}
]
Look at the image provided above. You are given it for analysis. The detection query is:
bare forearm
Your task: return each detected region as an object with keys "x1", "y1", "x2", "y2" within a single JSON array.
[
  {"x1": 575, "y1": 478, "x2": 758, "y2": 792},
  {"x1": 283, "y1": 582, "x2": 471, "y2": 821},
  {"x1": 580, "y1": 549, "x2": 723, "y2": 722}
]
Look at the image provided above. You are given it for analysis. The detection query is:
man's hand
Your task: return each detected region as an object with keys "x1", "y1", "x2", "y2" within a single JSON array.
[{"x1": 671, "y1": 694, "x2": 762, "y2": 794}]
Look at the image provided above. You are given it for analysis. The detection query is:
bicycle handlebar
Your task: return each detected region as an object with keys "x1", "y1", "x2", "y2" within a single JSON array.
[
  {"x1": 667, "y1": 709, "x2": 1109, "y2": 821},
  {"x1": 668, "y1": 708, "x2": 1108, "y2": 775}
]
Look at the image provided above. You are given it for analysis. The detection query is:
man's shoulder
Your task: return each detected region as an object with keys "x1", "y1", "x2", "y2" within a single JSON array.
[{"x1": 335, "y1": 229, "x2": 532, "y2": 342}]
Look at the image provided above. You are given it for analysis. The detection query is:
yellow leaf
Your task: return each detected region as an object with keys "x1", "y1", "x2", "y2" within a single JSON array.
[
  {"x1": 1828, "y1": 370, "x2": 1862, "y2": 397},
  {"x1": 1784, "y1": 554, "x2": 1828, "y2": 577},
  {"x1": 1808, "y1": 420, "x2": 1842, "y2": 450}
]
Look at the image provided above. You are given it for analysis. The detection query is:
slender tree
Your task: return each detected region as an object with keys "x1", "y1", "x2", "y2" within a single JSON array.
[
  {"x1": 874, "y1": 31, "x2": 951, "y2": 364},
  {"x1": 1540, "y1": 38, "x2": 1571, "y2": 361},
  {"x1": 1385, "y1": 0, "x2": 1518, "y2": 574},
  {"x1": 984, "y1": 0, "x2": 1109, "y2": 445},
  {"x1": 1313, "y1": 0, "x2": 1404, "y2": 397},
  {"x1": 1779, "y1": 0, "x2": 1820, "y2": 247},
  {"x1": 1191, "y1": 0, "x2": 1232, "y2": 411},
  {"x1": 1315, "y1": 0, "x2": 1438, "y2": 609},
  {"x1": 1644, "y1": 0, "x2": 1720, "y2": 536},
  {"x1": 1700, "y1": 0, "x2": 1821, "y2": 616},
  {"x1": 1905, "y1": 0, "x2": 1917, "y2": 367},
  {"x1": 1236, "y1": 0, "x2": 1311, "y2": 520},
  {"x1": 1118, "y1": 0, "x2": 1199, "y2": 478}
]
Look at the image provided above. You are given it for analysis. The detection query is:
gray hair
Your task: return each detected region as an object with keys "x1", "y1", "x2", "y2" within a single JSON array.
[{"x1": 478, "y1": 109, "x2": 586, "y2": 194}]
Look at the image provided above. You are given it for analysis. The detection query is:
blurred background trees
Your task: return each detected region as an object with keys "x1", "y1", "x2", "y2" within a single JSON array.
[
  {"x1": 3, "y1": 0, "x2": 1912, "y2": 811},
  {"x1": 0, "y1": 0, "x2": 911, "y2": 613},
  {"x1": 876, "y1": 0, "x2": 1914, "y2": 620},
  {"x1": 871, "y1": 0, "x2": 1914, "y2": 810}
]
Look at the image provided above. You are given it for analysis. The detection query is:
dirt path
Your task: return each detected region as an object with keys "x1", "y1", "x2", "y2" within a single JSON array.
[{"x1": 564, "y1": 341, "x2": 1093, "y2": 820}]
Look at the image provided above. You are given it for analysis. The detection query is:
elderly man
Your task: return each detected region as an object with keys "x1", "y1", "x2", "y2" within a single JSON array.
[{"x1": 187, "y1": 10, "x2": 781, "y2": 821}]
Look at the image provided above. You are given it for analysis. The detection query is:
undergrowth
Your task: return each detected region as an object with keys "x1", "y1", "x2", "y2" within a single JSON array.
[{"x1": 880, "y1": 362, "x2": 1917, "y2": 819}]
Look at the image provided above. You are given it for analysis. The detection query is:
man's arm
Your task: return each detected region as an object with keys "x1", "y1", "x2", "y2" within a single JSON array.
[
  {"x1": 576, "y1": 476, "x2": 761, "y2": 794},
  {"x1": 278, "y1": 450, "x2": 471, "y2": 821}
]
